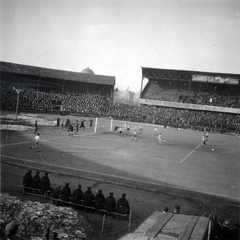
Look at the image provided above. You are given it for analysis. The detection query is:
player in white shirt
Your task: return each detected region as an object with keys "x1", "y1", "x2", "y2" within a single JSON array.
[
  {"x1": 118, "y1": 127, "x2": 123, "y2": 135},
  {"x1": 132, "y1": 130, "x2": 137, "y2": 141},
  {"x1": 158, "y1": 133, "x2": 162, "y2": 145},
  {"x1": 30, "y1": 133, "x2": 40, "y2": 152},
  {"x1": 202, "y1": 134, "x2": 206, "y2": 147}
]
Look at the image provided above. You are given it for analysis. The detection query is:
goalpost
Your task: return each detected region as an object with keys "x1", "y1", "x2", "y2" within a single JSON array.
[
  {"x1": 94, "y1": 117, "x2": 114, "y2": 133},
  {"x1": 93, "y1": 117, "x2": 133, "y2": 134}
]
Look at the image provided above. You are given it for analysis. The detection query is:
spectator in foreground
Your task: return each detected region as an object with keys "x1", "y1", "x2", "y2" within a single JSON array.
[
  {"x1": 162, "y1": 206, "x2": 168, "y2": 213},
  {"x1": 5, "y1": 220, "x2": 20, "y2": 239},
  {"x1": 40, "y1": 172, "x2": 51, "y2": 194},
  {"x1": 213, "y1": 219, "x2": 232, "y2": 240},
  {"x1": 61, "y1": 183, "x2": 72, "y2": 201},
  {"x1": 93, "y1": 189, "x2": 105, "y2": 209},
  {"x1": 174, "y1": 205, "x2": 180, "y2": 214},
  {"x1": 31, "y1": 171, "x2": 40, "y2": 189},
  {"x1": 83, "y1": 187, "x2": 94, "y2": 207},
  {"x1": 51, "y1": 186, "x2": 62, "y2": 199},
  {"x1": 71, "y1": 185, "x2": 83, "y2": 204},
  {"x1": 104, "y1": 192, "x2": 116, "y2": 212},
  {"x1": 115, "y1": 193, "x2": 130, "y2": 214},
  {"x1": 23, "y1": 170, "x2": 32, "y2": 188}
]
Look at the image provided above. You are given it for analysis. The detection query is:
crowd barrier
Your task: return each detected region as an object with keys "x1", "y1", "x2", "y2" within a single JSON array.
[{"x1": 18, "y1": 185, "x2": 130, "y2": 221}]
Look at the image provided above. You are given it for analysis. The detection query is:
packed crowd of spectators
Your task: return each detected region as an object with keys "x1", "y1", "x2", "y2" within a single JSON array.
[
  {"x1": 109, "y1": 102, "x2": 239, "y2": 133},
  {"x1": 0, "y1": 88, "x2": 110, "y2": 115},
  {"x1": 179, "y1": 92, "x2": 240, "y2": 108},
  {"x1": 143, "y1": 80, "x2": 240, "y2": 108},
  {"x1": 0, "y1": 86, "x2": 239, "y2": 133}
]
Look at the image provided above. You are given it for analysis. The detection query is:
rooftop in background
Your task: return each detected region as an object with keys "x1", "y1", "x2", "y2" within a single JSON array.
[
  {"x1": 0, "y1": 61, "x2": 115, "y2": 86},
  {"x1": 81, "y1": 67, "x2": 95, "y2": 75}
]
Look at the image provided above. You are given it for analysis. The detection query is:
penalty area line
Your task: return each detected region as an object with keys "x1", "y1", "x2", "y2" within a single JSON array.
[{"x1": 180, "y1": 142, "x2": 202, "y2": 163}]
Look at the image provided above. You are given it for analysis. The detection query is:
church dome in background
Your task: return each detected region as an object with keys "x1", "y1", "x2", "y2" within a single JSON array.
[{"x1": 81, "y1": 67, "x2": 95, "y2": 75}]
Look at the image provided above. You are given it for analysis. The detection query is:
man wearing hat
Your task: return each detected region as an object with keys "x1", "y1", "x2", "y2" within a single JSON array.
[
  {"x1": 116, "y1": 193, "x2": 130, "y2": 214},
  {"x1": 71, "y1": 185, "x2": 83, "y2": 204},
  {"x1": 32, "y1": 171, "x2": 40, "y2": 189},
  {"x1": 104, "y1": 192, "x2": 116, "y2": 212},
  {"x1": 40, "y1": 172, "x2": 51, "y2": 194},
  {"x1": 5, "y1": 220, "x2": 20, "y2": 238},
  {"x1": 174, "y1": 205, "x2": 180, "y2": 214},
  {"x1": 23, "y1": 170, "x2": 32, "y2": 192},
  {"x1": 83, "y1": 187, "x2": 94, "y2": 206},
  {"x1": 61, "y1": 182, "x2": 72, "y2": 201},
  {"x1": 163, "y1": 206, "x2": 168, "y2": 213},
  {"x1": 93, "y1": 189, "x2": 105, "y2": 209},
  {"x1": 51, "y1": 186, "x2": 62, "y2": 200},
  {"x1": 214, "y1": 219, "x2": 232, "y2": 239}
]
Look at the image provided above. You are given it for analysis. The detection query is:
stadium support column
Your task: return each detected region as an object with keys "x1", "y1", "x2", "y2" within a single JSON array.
[
  {"x1": 188, "y1": 80, "x2": 191, "y2": 92},
  {"x1": 94, "y1": 118, "x2": 98, "y2": 133},
  {"x1": 110, "y1": 117, "x2": 113, "y2": 132},
  {"x1": 13, "y1": 87, "x2": 23, "y2": 120},
  {"x1": 140, "y1": 76, "x2": 144, "y2": 98},
  {"x1": 62, "y1": 78, "x2": 65, "y2": 94}
]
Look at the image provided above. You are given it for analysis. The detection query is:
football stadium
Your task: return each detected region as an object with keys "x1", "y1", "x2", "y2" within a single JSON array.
[{"x1": 1, "y1": 62, "x2": 240, "y2": 239}]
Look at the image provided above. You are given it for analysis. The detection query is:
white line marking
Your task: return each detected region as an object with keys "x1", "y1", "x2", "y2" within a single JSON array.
[
  {"x1": 0, "y1": 140, "x2": 32, "y2": 147},
  {"x1": 2, "y1": 154, "x2": 240, "y2": 202},
  {"x1": 180, "y1": 142, "x2": 202, "y2": 163},
  {"x1": 0, "y1": 132, "x2": 96, "y2": 147}
]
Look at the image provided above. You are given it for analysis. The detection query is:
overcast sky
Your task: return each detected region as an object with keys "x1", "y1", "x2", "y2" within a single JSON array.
[{"x1": 1, "y1": 0, "x2": 240, "y2": 91}]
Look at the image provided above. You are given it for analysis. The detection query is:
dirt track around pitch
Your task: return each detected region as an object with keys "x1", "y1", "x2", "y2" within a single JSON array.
[{"x1": 1, "y1": 157, "x2": 240, "y2": 240}]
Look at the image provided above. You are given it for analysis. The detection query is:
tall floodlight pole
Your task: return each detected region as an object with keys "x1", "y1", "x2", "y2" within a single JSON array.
[{"x1": 13, "y1": 87, "x2": 23, "y2": 120}]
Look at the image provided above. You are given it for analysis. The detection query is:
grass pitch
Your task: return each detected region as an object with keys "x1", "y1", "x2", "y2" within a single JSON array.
[{"x1": 1, "y1": 112, "x2": 239, "y2": 202}]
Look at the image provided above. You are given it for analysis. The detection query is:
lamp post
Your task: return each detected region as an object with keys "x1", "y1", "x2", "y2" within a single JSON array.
[{"x1": 13, "y1": 87, "x2": 23, "y2": 120}]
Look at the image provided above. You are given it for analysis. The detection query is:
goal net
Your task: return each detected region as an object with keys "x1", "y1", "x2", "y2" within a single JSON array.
[{"x1": 94, "y1": 117, "x2": 114, "y2": 134}]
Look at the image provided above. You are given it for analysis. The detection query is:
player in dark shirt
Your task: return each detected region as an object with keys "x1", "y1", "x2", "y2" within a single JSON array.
[{"x1": 79, "y1": 119, "x2": 85, "y2": 131}]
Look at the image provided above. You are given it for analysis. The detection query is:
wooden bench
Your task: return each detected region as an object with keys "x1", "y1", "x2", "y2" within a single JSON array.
[
  {"x1": 50, "y1": 198, "x2": 129, "y2": 219},
  {"x1": 18, "y1": 185, "x2": 52, "y2": 199}
]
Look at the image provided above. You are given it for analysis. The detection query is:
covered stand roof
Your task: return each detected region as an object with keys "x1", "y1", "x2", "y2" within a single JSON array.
[
  {"x1": 0, "y1": 61, "x2": 115, "y2": 86},
  {"x1": 141, "y1": 67, "x2": 240, "y2": 82}
]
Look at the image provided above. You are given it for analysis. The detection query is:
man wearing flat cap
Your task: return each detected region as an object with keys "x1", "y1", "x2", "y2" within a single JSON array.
[
  {"x1": 61, "y1": 182, "x2": 72, "y2": 201},
  {"x1": 71, "y1": 185, "x2": 83, "y2": 204},
  {"x1": 116, "y1": 193, "x2": 130, "y2": 214},
  {"x1": 104, "y1": 192, "x2": 116, "y2": 212},
  {"x1": 93, "y1": 189, "x2": 105, "y2": 209},
  {"x1": 214, "y1": 219, "x2": 232, "y2": 239},
  {"x1": 32, "y1": 171, "x2": 40, "y2": 189},
  {"x1": 23, "y1": 170, "x2": 32, "y2": 187},
  {"x1": 40, "y1": 172, "x2": 51, "y2": 194},
  {"x1": 83, "y1": 187, "x2": 94, "y2": 206}
]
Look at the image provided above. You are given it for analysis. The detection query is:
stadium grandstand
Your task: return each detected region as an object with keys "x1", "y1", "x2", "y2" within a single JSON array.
[
  {"x1": 0, "y1": 62, "x2": 240, "y2": 134},
  {"x1": 0, "y1": 61, "x2": 115, "y2": 115},
  {"x1": 137, "y1": 67, "x2": 240, "y2": 133}
]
